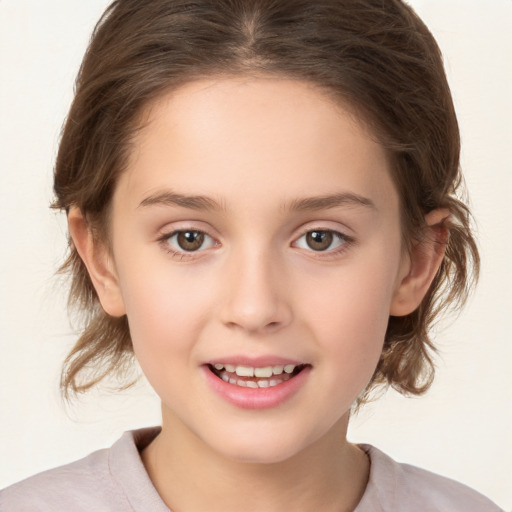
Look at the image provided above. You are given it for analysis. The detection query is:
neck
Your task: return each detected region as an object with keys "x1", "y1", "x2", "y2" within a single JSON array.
[{"x1": 141, "y1": 408, "x2": 369, "y2": 512}]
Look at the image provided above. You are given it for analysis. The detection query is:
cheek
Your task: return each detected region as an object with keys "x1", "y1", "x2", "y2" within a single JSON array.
[
  {"x1": 304, "y1": 248, "x2": 398, "y2": 332},
  {"x1": 300, "y1": 250, "x2": 400, "y2": 387},
  {"x1": 115, "y1": 255, "x2": 215, "y2": 361}
]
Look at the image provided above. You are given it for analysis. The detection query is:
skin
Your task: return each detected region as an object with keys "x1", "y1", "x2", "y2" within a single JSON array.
[{"x1": 69, "y1": 77, "x2": 447, "y2": 512}]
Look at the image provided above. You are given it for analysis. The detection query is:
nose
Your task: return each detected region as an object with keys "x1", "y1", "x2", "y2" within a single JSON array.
[{"x1": 219, "y1": 248, "x2": 293, "y2": 335}]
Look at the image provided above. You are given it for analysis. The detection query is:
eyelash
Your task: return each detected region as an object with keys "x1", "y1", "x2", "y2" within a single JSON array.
[
  {"x1": 157, "y1": 227, "x2": 354, "y2": 260},
  {"x1": 157, "y1": 229, "x2": 216, "y2": 260},
  {"x1": 293, "y1": 228, "x2": 354, "y2": 258}
]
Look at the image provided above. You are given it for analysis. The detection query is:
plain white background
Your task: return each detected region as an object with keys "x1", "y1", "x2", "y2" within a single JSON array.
[{"x1": 0, "y1": 0, "x2": 511, "y2": 508}]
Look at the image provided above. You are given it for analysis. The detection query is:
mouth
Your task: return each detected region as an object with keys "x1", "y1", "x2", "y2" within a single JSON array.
[{"x1": 207, "y1": 363, "x2": 309, "y2": 389}]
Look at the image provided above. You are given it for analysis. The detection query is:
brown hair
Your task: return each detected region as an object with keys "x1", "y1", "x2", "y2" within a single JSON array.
[{"x1": 54, "y1": 0, "x2": 479, "y2": 401}]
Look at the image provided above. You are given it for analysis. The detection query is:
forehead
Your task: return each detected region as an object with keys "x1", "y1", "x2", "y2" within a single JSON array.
[{"x1": 119, "y1": 76, "x2": 398, "y2": 216}]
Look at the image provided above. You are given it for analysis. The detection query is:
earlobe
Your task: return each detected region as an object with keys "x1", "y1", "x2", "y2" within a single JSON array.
[
  {"x1": 390, "y1": 209, "x2": 450, "y2": 317},
  {"x1": 67, "y1": 207, "x2": 126, "y2": 317}
]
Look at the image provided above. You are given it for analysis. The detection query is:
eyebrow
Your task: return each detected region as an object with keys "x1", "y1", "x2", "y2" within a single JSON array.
[
  {"x1": 284, "y1": 192, "x2": 376, "y2": 212},
  {"x1": 138, "y1": 189, "x2": 376, "y2": 213},
  {"x1": 138, "y1": 190, "x2": 225, "y2": 211}
]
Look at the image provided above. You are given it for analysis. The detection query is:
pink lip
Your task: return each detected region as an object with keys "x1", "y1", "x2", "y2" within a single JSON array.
[
  {"x1": 205, "y1": 355, "x2": 304, "y2": 367},
  {"x1": 202, "y1": 363, "x2": 311, "y2": 410}
]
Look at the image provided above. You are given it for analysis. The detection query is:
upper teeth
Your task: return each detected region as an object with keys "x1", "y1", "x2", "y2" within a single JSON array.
[{"x1": 213, "y1": 364, "x2": 297, "y2": 377}]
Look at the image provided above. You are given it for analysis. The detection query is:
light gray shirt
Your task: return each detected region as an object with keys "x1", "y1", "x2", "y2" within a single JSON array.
[{"x1": 0, "y1": 427, "x2": 502, "y2": 511}]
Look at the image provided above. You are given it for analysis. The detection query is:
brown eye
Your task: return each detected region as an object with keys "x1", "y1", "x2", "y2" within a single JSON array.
[
  {"x1": 295, "y1": 229, "x2": 348, "y2": 253},
  {"x1": 161, "y1": 229, "x2": 216, "y2": 256},
  {"x1": 305, "y1": 231, "x2": 334, "y2": 251},
  {"x1": 176, "y1": 231, "x2": 205, "y2": 251}
]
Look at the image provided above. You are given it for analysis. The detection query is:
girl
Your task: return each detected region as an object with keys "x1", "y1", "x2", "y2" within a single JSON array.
[{"x1": 1, "y1": 1, "x2": 506, "y2": 510}]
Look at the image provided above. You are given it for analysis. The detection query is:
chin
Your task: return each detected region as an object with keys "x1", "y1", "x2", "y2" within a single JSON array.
[{"x1": 202, "y1": 426, "x2": 320, "y2": 465}]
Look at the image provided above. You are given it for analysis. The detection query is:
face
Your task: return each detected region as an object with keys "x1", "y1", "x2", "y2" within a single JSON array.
[{"x1": 107, "y1": 77, "x2": 408, "y2": 463}]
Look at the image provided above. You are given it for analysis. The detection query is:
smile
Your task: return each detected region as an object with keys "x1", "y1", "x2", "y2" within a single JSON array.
[
  {"x1": 208, "y1": 363, "x2": 307, "y2": 388},
  {"x1": 204, "y1": 361, "x2": 311, "y2": 409}
]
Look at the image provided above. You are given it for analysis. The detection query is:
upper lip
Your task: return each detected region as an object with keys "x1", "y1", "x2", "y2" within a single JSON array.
[{"x1": 205, "y1": 355, "x2": 306, "y2": 367}]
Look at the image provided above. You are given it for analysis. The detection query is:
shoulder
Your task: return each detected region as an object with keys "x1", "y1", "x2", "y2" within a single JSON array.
[
  {"x1": 356, "y1": 444, "x2": 503, "y2": 512},
  {"x1": 0, "y1": 427, "x2": 165, "y2": 512},
  {"x1": 0, "y1": 446, "x2": 121, "y2": 512}
]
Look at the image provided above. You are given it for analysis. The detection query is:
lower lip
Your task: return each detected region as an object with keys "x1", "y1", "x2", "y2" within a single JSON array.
[{"x1": 202, "y1": 366, "x2": 311, "y2": 410}]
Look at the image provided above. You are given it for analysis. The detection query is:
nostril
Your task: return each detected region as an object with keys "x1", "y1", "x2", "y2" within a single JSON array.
[{"x1": 223, "y1": 319, "x2": 282, "y2": 332}]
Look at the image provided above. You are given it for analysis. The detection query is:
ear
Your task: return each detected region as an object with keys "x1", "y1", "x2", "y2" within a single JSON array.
[
  {"x1": 390, "y1": 209, "x2": 450, "y2": 316},
  {"x1": 67, "y1": 207, "x2": 126, "y2": 317}
]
